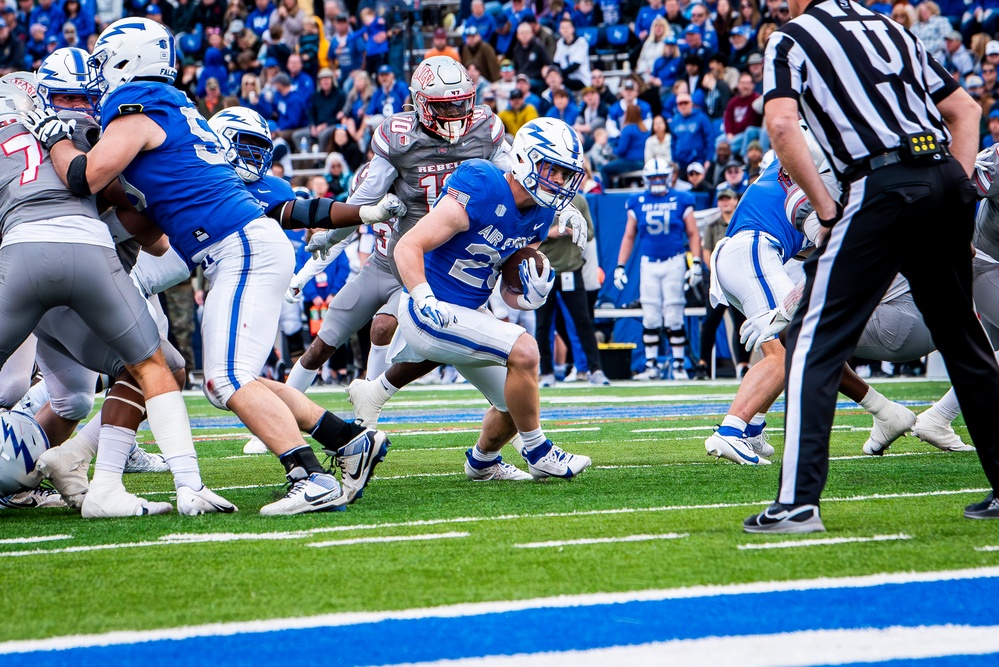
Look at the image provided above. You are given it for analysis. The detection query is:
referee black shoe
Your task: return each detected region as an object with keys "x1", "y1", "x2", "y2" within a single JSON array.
[
  {"x1": 965, "y1": 492, "x2": 999, "y2": 519},
  {"x1": 744, "y1": 503, "x2": 826, "y2": 534}
]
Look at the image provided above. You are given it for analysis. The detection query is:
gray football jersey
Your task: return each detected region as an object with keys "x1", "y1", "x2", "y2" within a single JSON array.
[
  {"x1": 0, "y1": 119, "x2": 99, "y2": 236},
  {"x1": 368, "y1": 104, "x2": 505, "y2": 237},
  {"x1": 975, "y1": 144, "x2": 999, "y2": 261}
]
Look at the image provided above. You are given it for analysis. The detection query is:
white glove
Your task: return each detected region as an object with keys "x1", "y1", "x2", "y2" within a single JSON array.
[
  {"x1": 613, "y1": 265, "x2": 628, "y2": 291},
  {"x1": 360, "y1": 193, "x2": 407, "y2": 224},
  {"x1": 516, "y1": 256, "x2": 555, "y2": 310},
  {"x1": 305, "y1": 229, "x2": 339, "y2": 260},
  {"x1": 740, "y1": 307, "x2": 789, "y2": 352},
  {"x1": 22, "y1": 109, "x2": 75, "y2": 151},
  {"x1": 556, "y1": 204, "x2": 587, "y2": 252},
  {"x1": 685, "y1": 257, "x2": 703, "y2": 289},
  {"x1": 285, "y1": 272, "x2": 307, "y2": 303},
  {"x1": 410, "y1": 282, "x2": 457, "y2": 328}
]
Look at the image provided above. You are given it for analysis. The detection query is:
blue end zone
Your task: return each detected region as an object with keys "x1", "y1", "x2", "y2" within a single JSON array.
[{"x1": 5, "y1": 576, "x2": 996, "y2": 666}]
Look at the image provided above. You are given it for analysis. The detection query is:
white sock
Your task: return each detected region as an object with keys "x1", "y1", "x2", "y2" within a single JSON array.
[
  {"x1": 366, "y1": 344, "x2": 391, "y2": 380},
  {"x1": 376, "y1": 374, "x2": 399, "y2": 397},
  {"x1": 859, "y1": 386, "x2": 889, "y2": 416},
  {"x1": 471, "y1": 445, "x2": 500, "y2": 463},
  {"x1": 286, "y1": 360, "x2": 319, "y2": 393},
  {"x1": 750, "y1": 413, "x2": 766, "y2": 426},
  {"x1": 145, "y1": 392, "x2": 202, "y2": 491},
  {"x1": 671, "y1": 345, "x2": 685, "y2": 360},
  {"x1": 519, "y1": 427, "x2": 547, "y2": 453},
  {"x1": 17, "y1": 380, "x2": 49, "y2": 416},
  {"x1": 92, "y1": 425, "x2": 135, "y2": 488},
  {"x1": 722, "y1": 415, "x2": 748, "y2": 432},
  {"x1": 70, "y1": 417, "x2": 102, "y2": 460},
  {"x1": 932, "y1": 388, "x2": 961, "y2": 422}
]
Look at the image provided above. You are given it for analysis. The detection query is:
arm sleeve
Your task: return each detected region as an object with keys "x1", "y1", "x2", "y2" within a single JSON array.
[{"x1": 346, "y1": 153, "x2": 398, "y2": 206}]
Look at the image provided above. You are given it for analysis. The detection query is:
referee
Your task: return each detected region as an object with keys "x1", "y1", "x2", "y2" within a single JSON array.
[{"x1": 744, "y1": 0, "x2": 999, "y2": 533}]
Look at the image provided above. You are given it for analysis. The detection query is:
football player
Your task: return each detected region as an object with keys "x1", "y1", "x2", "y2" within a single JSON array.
[
  {"x1": 23, "y1": 19, "x2": 392, "y2": 515},
  {"x1": 614, "y1": 158, "x2": 703, "y2": 381}
]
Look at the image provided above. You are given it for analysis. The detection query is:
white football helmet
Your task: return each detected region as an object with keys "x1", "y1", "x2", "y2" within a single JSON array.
[
  {"x1": 0, "y1": 72, "x2": 41, "y2": 109},
  {"x1": 37, "y1": 48, "x2": 96, "y2": 113},
  {"x1": 207, "y1": 107, "x2": 273, "y2": 182},
  {"x1": 510, "y1": 117, "x2": 585, "y2": 212},
  {"x1": 410, "y1": 56, "x2": 476, "y2": 144},
  {"x1": 798, "y1": 119, "x2": 831, "y2": 174},
  {"x1": 0, "y1": 82, "x2": 36, "y2": 122},
  {"x1": 88, "y1": 18, "x2": 178, "y2": 111},
  {"x1": 642, "y1": 157, "x2": 674, "y2": 195},
  {"x1": 0, "y1": 411, "x2": 50, "y2": 495}
]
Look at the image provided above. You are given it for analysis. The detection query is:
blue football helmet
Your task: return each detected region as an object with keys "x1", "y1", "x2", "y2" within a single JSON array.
[
  {"x1": 37, "y1": 48, "x2": 97, "y2": 114},
  {"x1": 207, "y1": 107, "x2": 274, "y2": 182},
  {"x1": 510, "y1": 118, "x2": 585, "y2": 212}
]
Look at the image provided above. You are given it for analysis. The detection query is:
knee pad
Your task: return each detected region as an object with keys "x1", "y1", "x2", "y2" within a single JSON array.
[
  {"x1": 203, "y1": 373, "x2": 256, "y2": 410},
  {"x1": 642, "y1": 328, "x2": 661, "y2": 346},
  {"x1": 667, "y1": 327, "x2": 687, "y2": 347},
  {"x1": 50, "y1": 392, "x2": 96, "y2": 422}
]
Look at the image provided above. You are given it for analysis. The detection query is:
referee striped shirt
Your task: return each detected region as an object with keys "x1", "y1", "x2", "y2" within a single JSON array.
[{"x1": 763, "y1": 0, "x2": 960, "y2": 177}]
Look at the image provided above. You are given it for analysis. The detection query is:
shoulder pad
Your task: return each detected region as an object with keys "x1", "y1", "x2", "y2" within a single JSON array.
[
  {"x1": 484, "y1": 108, "x2": 504, "y2": 144},
  {"x1": 371, "y1": 112, "x2": 420, "y2": 158}
]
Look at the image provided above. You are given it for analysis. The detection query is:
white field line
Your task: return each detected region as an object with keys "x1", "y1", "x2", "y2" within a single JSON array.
[
  {"x1": 370, "y1": 394, "x2": 738, "y2": 409},
  {"x1": 0, "y1": 534, "x2": 73, "y2": 545},
  {"x1": 976, "y1": 545, "x2": 999, "y2": 552},
  {"x1": 307, "y1": 532, "x2": 469, "y2": 548},
  {"x1": 513, "y1": 533, "x2": 688, "y2": 549},
  {"x1": 378, "y1": 625, "x2": 999, "y2": 667},
  {"x1": 738, "y1": 534, "x2": 912, "y2": 551},
  {"x1": 4, "y1": 568, "x2": 999, "y2": 656},
  {"x1": 631, "y1": 424, "x2": 857, "y2": 434}
]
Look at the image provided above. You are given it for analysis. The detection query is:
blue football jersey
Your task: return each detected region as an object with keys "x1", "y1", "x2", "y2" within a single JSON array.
[
  {"x1": 625, "y1": 189, "x2": 696, "y2": 261},
  {"x1": 425, "y1": 159, "x2": 554, "y2": 310},
  {"x1": 725, "y1": 159, "x2": 808, "y2": 264},
  {"x1": 102, "y1": 82, "x2": 267, "y2": 268},
  {"x1": 244, "y1": 174, "x2": 296, "y2": 214}
]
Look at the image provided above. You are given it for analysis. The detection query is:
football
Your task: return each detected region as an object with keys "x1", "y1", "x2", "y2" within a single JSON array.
[{"x1": 501, "y1": 247, "x2": 547, "y2": 295}]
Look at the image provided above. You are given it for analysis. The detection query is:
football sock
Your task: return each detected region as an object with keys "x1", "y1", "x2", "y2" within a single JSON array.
[
  {"x1": 145, "y1": 392, "x2": 202, "y2": 491},
  {"x1": 92, "y1": 425, "x2": 135, "y2": 487},
  {"x1": 70, "y1": 416, "x2": 101, "y2": 460},
  {"x1": 643, "y1": 328, "x2": 660, "y2": 366},
  {"x1": 286, "y1": 361, "x2": 318, "y2": 393},
  {"x1": 471, "y1": 445, "x2": 500, "y2": 463},
  {"x1": 279, "y1": 445, "x2": 326, "y2": 476},
  {"x1": 745, "y1": 414, "x2": 767, "y2": 437},
  {"x1": 718, "y1": 414, "x2": 748, "y2": 437},
  {"x1": 366, "y1": 344, "x2": 391, "y2": 380},
  {"x1": 311, "y1": 410, "x2": 364, "y2": 450},
  {"x1": 519, "y1": 428, "x2": 547, "y2": 453},
  {"x1": 859, "y1": 386, "x2": 889, "y2": 416},
  {"x1": 932, "y1": 388, "x2": 961, "y2": 422},
  {"x1": 376, "y1": 374, "x2": 399, "y2": 397}
]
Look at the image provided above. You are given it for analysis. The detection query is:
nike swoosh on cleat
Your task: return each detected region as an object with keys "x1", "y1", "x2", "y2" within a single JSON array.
[
  {"x1": 730, "y1": 444, "x2": 760, "y2": 464},
  {"x1": 303, "y1": 490, "x2": 334, "y2": 504}
]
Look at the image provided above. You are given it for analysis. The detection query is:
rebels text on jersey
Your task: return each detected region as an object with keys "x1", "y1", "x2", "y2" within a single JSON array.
[
  {"x1": 369, "y1": 104, "x2": 505, "y2": 236},
  {"x1": 724, "y1": 158, "x2": 808, "y2": 264},
  {"x1": 625, "y1": 189, "x2": 696, "y2": 261},
  {"x1": 425, "y1": 159, "x2": 553, "y2": 310},
  {"x1": 101, "y1": 82, "x2": 267, "y2": 268}
]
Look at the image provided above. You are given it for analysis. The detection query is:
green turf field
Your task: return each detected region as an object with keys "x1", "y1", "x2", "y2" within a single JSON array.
[{"x1": 2, "y1": 379, "x2": 997, "y2": 644}]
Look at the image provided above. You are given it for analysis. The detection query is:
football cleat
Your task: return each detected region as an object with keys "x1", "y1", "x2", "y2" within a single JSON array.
[
  {"x1": 0, "y1": 487, "x2": 67, "y2": 510},
  {"x1": 965, "y1": 492, "x2": 999, "y2": 519},
  {"x1": 464, "y1": 449, "x2": 533, "y2": 480},
  {"x1": 745, "y1": 430, "x2": 775, "y2": 459},
  {"x1": 633, "y1": 364, "x2": 661, "y2": 381},
  {"x1": 347, "y1": 378, "x2": 388, "y2": 427},
  {"x1": 81, "y1": 483, "x2": 172, "y2": 518},
  {"x1": 912, "y1": 409, "x2": 975, "y2": 452},
  {"x1": 705, "y1": 432, "x2": 771, "y2": 465},
  {"x1": 260, "y1": 471, "x2": 346, "y2": 515},
  {"x1": 562, "y1": 367, "x2": 579, "y2": 383},
  {"x1": 334, "y1": 429, "x2": 390, "y2": 503},
  {"x1": 124, "y1": 445, "x2": 169, "y2": 473},
  {"x1": 242, "y1": 435, "x2": 269, "y2": 455},
  {"x1": 588, "y1": 370, "x2": 611, "y2": 386},
  {"x1": 521, "y1": 440, "x2": 591, "y2": 479},
  {"x1": 744, "y1": 503, "x2": 825, "y2": 534},
  {"x1": 670, "y1": 359, "x2": 689, "y2": 380},
  {"x1": 35, "y1": 444, "x2": 90, "y2": 510},
  {"x1": 176, "y1": 485, "x2": 238, "y2": 515},
  {"x1": 863, "y1": 402, "x2": 916, "y2": 455},
  {"x1": 538, "y1": 373, "x2": 556, "y2": 388}
]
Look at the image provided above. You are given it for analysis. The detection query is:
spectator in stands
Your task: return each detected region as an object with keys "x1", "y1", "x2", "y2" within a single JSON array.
[
  {"x1": 680, "y1": 24, "x2": 713, "y2": 62},
  {"x1": 327, "y1": 124, "x2": 363, "y2": 171},
  {"x1": 541, "y1": 65, "x2": 565, "y2": 107},
  {"x1": 890, "y1": 3, "x2": 916, "y2": 29},
  {"x1": 426, "y1": 27, "x2": 461, "y2": 61},
  {"x1": 635, "y1": 0, "x2": 666, "y2": 41},
  {"x1": 25, "y1": 23, "x2": 47, "y2": 70},
  {"x1": 492, "y1": 60, "x2": 517, "y2": 110},
  {"x1": 575, "y1": 85, "x2": 608, "y2": 150},
  {"x1": 746, "y1": 51, "x2": 764, "y2": 93},
  {"x1": 607, "y1": 78, "x2": 652, "y2": 138},
  {"x1": 709, "y1": 53, "x2": 740, "y2": 90},
  {"x1": 600, "y1": 0, "x2": 622, "y2": 25},
  {"x1": 572, "y1": 0, "x2": 598, "y2": 27},
  {"x1": 365, "y1": 65, "x2": 409, "y2": 128},
  {"x1": 984, "y1": 110, "x2": 999, "y2": 149},
  {"x1": 650, "y1": 36, "x2": 682, "y2": 96},
  {"x1": 511, "y1": 22, "x2": 553, "y2": 92},
  {"x1": 61, "y1": 0, "x2": 91, "y2": 42},
  {"x1": 461, "y1": 26, "x2": 500, "y2": 82},
  {"x1": 57, "y1": 21, "x2": 78, "y2": 49},
  {"x1": 526, "y1": 14, "x2": 558, "y2": 58},
  {"x1": 601, "y1": 104, "x2": 649, "y2": 187},
  {"x1": 539, "y1": 0, "x2": 571, "y2": 32},
  {"x1": 175, "y1": 57, "x2": 199, "y2": 102},
  {"x1": 685, "y1": 161, "x2": 713, "y2": 195},
  {"x1": 727, "y1": 24, "x2": 755, "y2": 70},
  {"x1": 498, "y1": 88, "x2": 538, "y2": 134},
  {"x1": 588, "y1": 127, "x2": 615, "y2": 173},
  {"x1": 645, "y1": 114, "x2": 672, "y2": 163},
  {"x1": 713, "y1": 0, "x2": 737, "y2": 52},
  {"x1": 962, "y1": 0, "x2": 999, "y2": 47},
  {"x1": 637, "y1": 17, "x2": 671, "y2": 80},
  {"x1": 680, "y1": 54, "x2": 705, "y2": 101},
  {"x1": 495, "y1": 0, "x2": 533, "y2": 55},
  {"x1": 324, "y1": 152, "x2": 351, "y2": 202},
  {"x1": 273, "y1": 73, "x2": 310, "y2": 137},
  {"x1": 29, "y1": 0, "x2": 62, "y2": 39},
  {"x1": 554, "y1": 18, "x2": 591, "y2": 90},
  {"x1": 700, "y1": 68, "x2": 732, "y2": 136},
  {"x1": 970, "y1": 75, "x2": 994, "y2": 139},
  {"x1": 761, "y1": 0, "x2": 790, "y2": 26},
  {"x1": 736, "y1": 0, "x2": 762, "y2": 34},
  {"x1": 298, "y1": 19, "x2": 321, "y2": 78},
  {"x1": 197, "y1": 77, "x2": 225, "y2": 118},
  {"x1": 328, "y1": 13, "x2": 364, "y2": 87},
  {"x1": 203, "y1": 0, "x2": 228, "y2": 30},
  {"x1": 466, "y1": 64, "x2": 491, "y2": 103},
  {"x1": 359, "y1": 6, "x2": 390, "y2": 74},
  {"x1": 717, "y1": 159, "x2": 748, "y2": 197},
  {"x1": 286, "y1": 54, "x2": 314, "y2": 100},
  {"x1": 198, "y1": 47, "x2": 230, "y2": 97},
  {"x1": 247, "y1": 0, "x2": 275, "y2": 38},
  {"x1": 3, "y1": 7, "x2": 24, "y2": 44},
  {"x1": 668, "y1": 91, "x2": 712, "y2": 174},
  {"x1": 706, "y1": 140, "x2": 732, "y2": 186},
  {"x1": 943, "y1": 31, "x2": 974, "y2": 77},
  {"x1": 912, "y1": 1, "x2": 951, "y2": 64},
  {"x1": 270, "y1": 0, "x2": 304, "y2": 49},
  {"x1": 293, "y1": 67, "x2": 344, "y2": 154},
  {"x1": 687, "y1": 1, "x2": 718, "y2": 53},
  {"x1": 239, "y1": 73, "x2": 274, "y2": 119},
  {"x1": 463, "y1": 0, "x2": 497, "y2": 42},
  {"x1": 983, "y1": 59, "x2": 999, "y2": 97},
  {"x1": 13, "y1": 0, "x2": 29, "y2": 28},
  {"x1": 744, "y1": 140, "x2": 764, "y2": 179},
  {"x1": 590, "y1": 69, "x2": 618, "y2": 107},
  {"x1": 546, "y1": 88, "x2": 580, "y2": 123},
  {"x1": 172, "y1": 0, "x2": 202, "y2": 38},
  {"x1": 721, "y1": 72, "x2": 761, "y2": 156}
]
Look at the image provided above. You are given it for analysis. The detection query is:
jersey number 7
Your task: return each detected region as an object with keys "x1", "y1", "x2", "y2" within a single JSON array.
[{"x1": 2, "y1": 133, "x2": 42, "y2": 185}]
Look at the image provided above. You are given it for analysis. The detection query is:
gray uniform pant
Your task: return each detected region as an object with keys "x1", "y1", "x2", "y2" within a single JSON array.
[
  {"x1": 318, "y1": 252, "x2": 403, "y2": 348},
  {"x1": 854, "y1": 294, "x2": 935, "y2": 363}
]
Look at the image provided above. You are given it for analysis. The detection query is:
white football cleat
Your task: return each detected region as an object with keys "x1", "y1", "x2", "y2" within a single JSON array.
[
  {"x1": 522, "y1": 440, "x2": 591, "y2": 479},
  {"x1": 0, "y1": 487, "x2": 67, "y2": 510},
  {"x1": 705, "y1": 432, "x2": 771, "y2": 465},
  {"x1": 176, "y1": 485, "x2": 238, "y2": 515},
  {"x1": 124, "y1": 445, "x2": 169, "y2": 473},
  {"x1": 863, "y1": 402, "x2": 916, "y2": 455},
  {"x1": 745, "y1": 431, "x2": 775, "y2": 459},
  {"x1": 633, "y1": 365, "x2": 661, "y2": 381},
  {"x1": 242, "y1": 435, "x2": 269, "y2": 454},
  {"x1": 562, "y1": 367, "x2": 579, "y2": 383},
  {"x1": 260, "y1": 471, "x2": 346, "y2": 515},
  {"x1": 464, "y1": 450, "x2": 533, "y2": 480},
  {"x1": 912, "y1": 409, "x2": 975, "y2": 452},
  {"x1": 336, "y1": 429, "x2": 390, "y2": 503},
  {"x1": 347, "y1": 378, "x2": 387, "y2": 427},
  {"x1": 35, "y1": 445, "x2": 90, "y2": 510},
  {"x1": 538, "y1": 373, "x2": 556, "y2": 388},
  {"x1": 670, "y1": 360, "x2": 689, "y2": 380},
  {"x1": 588, "y1": 370, "x2": 611, "y2": 386},
  {"x1": 82, "y1": 483, "x2": 173, "y2": 518}
]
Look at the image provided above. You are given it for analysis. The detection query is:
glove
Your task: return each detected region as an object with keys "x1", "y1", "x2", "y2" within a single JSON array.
[
  {"x1": 21, "y1": 109, "x2": 74, "y2": 151},
  {"x1": 360, "y1": 193, "x2": 407, "y2": 224},
  {"x1": 613, "y1": 265, "x2": 628, "y2": 291},
  {"x1": 516, "y1": 256, "x2": 555, "y2": 310},
  {"x1": 410, "y1": 282, "x2": 457, "y2": 328},
  {"x1": 556, "y1": 204, "x2": 587, "y2": 253},
  {"x1": 305, "y1": 229, "x2": 339, "y2": 260},
  {"x1": 685, "y1": 257, "x2": 703, "y2": 289},
  {"x1": 740, "y1": 307, "x2": 790, "y2": 353}
]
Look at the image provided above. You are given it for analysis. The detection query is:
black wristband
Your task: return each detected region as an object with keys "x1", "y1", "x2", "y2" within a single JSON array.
[{"x1": 818, "y1": 201, "x2": 844, "y2": 228}]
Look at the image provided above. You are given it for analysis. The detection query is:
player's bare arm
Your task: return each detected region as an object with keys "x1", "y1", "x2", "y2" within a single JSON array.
[
  {"x1": 617, "y1": 212, "x2": 639, "y2": 266},
  {"x1": 395, "y1": 194, "x2": 471, "y2": 292},
  {"x1": 684, "y1": 210, "x2": 703, "y2": 259},
  {"x1": 936, "y1": 87, "x2": 983, "y2": 177}
]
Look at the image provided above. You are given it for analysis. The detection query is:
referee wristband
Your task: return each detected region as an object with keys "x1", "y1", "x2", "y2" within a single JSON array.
[{"x1": 817, "y1": 202, "x2": 844, "y2": 229}]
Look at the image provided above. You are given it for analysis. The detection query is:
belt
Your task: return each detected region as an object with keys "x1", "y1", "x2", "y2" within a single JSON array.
[{"x1": 844, "y1": 145, "x2": 951, "y2": 181}]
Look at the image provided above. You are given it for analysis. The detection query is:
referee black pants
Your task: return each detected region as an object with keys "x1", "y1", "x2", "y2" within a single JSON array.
[
  {"x1": 780, "y1": 157, "x2": 999, "y2": 506},
  {"x1": 536, "y1": 269, "x2": 603, "y2": 376}
]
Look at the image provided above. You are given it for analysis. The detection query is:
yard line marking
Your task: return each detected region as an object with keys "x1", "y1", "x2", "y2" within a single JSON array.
[
  {"x1": 375, "y1": 472, "x2": 463, "y2": 480},
  {"x1": 307, "y1": 532, "x2": 469, "y2": 548},
  {"x1": 143, "y1": 483, "x2": 283, "y2": 496},
  {"x1": 976, "y1": 545, "x2": 999, "y2": 552},
  {"x1": 4, "y1": 568, "x2": 999, "y2": 655},
  {"x1": 0, "y1": 534, "x2": 73, "y2": 545},
  {"x1": 631, "y1": 425, "x2": 855, "y2": 434},
  {"x1": 738, "y1": 534, "x2": 912, "y2": 551},
  {"x1": 514, "y1": 533, "x2": 688, "y2": 549}
]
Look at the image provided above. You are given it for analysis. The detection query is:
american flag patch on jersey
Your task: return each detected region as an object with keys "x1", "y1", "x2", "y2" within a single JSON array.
[{"x1": 448, "y1": 189, "x2": 471, "y2": 208}]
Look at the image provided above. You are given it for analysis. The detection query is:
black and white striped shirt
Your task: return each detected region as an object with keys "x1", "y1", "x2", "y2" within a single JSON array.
[{"x1": 763, "y1": 0, "x2": 960, "y2": 177}]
